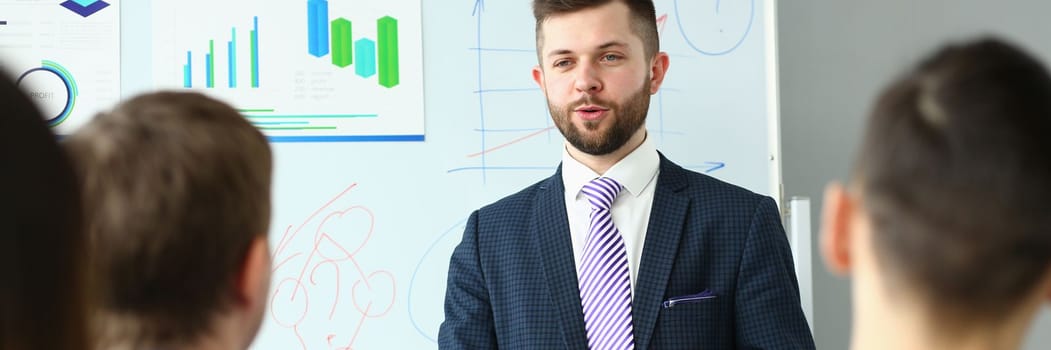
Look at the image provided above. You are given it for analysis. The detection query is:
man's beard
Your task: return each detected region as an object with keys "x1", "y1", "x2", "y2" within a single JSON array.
[{"x1": 549, "y1": 81, "x2": 650, "y2": 156}]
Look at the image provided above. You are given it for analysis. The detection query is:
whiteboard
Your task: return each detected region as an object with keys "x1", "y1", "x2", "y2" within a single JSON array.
[{"x1": 120, "y1": 0, "x2": 781, "y2": 348}]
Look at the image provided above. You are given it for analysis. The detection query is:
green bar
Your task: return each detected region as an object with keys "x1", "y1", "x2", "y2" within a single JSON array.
[
  {"x1": 208, "y1": 40, "x2": 215, "y2": 88},
  {"x1": 258, "y1": 126, "x2": 339, "y2": 130},
  {"x1": 244, "y1": 115, "x2": 378, "y2": 120},
  {"x1": 331, "y1": 18, "x2": 352, "y2": 68},
  {"x1": 250, "y1": 30, "x2": 258, "y2": 87},
  {"x1": 238, "y1": 108, "x2": 276, "y2": 113},
  {"x1": 377, "y1": 16, "x2": 399, "y2": 88}
]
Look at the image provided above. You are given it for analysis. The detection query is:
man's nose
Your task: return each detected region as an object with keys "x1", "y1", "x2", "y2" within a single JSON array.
[{"x1": 573, "y1": 62, "x2": 602, "y2": 94}]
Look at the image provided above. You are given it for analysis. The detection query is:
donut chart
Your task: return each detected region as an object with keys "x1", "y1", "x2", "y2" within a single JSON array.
[{"x1": 16, "y1": 60, "x2": 78, "y2": 127}]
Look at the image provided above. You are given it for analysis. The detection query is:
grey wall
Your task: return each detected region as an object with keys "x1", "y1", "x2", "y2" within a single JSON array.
[{"x1": 777, "y1": 1, "x2": 1051, "y2": 349}]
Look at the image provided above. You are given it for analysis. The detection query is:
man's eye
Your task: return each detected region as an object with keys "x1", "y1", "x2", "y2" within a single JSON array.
[{"x1": 602, "y1": 54, "x2": 620, "y2": 61}]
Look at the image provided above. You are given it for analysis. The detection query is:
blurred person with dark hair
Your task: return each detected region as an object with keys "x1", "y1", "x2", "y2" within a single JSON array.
[
  {"x1": 0, "y1": 73, "x2": 89, "y2": 348},
  {"x1": 65, "y1": 92, "x2": 273, "y2": 350},
  {"x1": 821, "y1": 37, "x2": 1051, "y2": 350}
]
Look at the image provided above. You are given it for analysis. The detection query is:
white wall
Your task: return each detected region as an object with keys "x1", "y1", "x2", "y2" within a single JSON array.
[{"x1": 777, "y1": 0, "x2": 1051, "y2": 348}]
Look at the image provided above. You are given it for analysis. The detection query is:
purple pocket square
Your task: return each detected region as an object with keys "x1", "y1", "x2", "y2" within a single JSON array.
[{"x1": 662, "y1": 289, "x2": 718, "y2": 308}]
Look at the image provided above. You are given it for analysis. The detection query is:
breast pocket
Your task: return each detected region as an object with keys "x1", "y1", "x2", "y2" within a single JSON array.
[{"x1": 651, "y1": 295, "x2": 733, "y2": 349}]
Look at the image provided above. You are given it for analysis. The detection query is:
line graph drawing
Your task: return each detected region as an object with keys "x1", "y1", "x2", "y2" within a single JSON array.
[{"x1": 269, "y1": 183, "x2": 396, "y2": 350}]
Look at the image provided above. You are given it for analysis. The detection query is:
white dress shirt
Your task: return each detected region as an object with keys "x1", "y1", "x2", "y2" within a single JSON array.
[{"x1": 561, "y1": 134, "x2": 660, "y2": 295}]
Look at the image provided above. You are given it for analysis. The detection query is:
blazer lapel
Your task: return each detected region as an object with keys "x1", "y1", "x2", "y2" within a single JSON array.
[
  {"x1": 532, "y1": 168, "x2": 589, "y2": 350},
  {"x1": 633, "y1": 155, "x2": 690, "y2": 350}
]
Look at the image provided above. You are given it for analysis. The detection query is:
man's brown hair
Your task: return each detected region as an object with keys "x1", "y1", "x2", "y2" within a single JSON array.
[
  {"x1": 855, "y1": 37, "x2": 1051, "y2": 323},
  {"x1": 533, "y1": 0, "x2": 660, "y2": 60},
  {"x1": 65, "y1": 91, "x2": 272, "y2": 346}
]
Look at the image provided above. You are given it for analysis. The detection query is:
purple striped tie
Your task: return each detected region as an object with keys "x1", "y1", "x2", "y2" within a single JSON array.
[{"x1": 579, "y1": 177, "x2": 634, "y2": 350}]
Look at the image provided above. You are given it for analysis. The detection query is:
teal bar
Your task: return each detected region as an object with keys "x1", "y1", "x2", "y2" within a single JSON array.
[
  {"x1": 251, "y1": 16, "x2": 259, "y2": 87},
  {"x1": 228, "y1": 28, "x2": 236, "y2": 88},
  {"x1": 207, "y1": 40, "x2": 215, "y2": 88},
  {"x1": 183, "y1": 51, "x2": 192, "y2": 88},
  {"x1": 354, "y1": 38, "x2": 376, "y2": 78}
]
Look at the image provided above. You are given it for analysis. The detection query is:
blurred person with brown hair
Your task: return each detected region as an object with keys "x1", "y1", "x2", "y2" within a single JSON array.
[
  {"x1": 65, "y1": 91, "x2": 273, "y2": 350},
  {"x1": 821, "y1": 37, "x2": 1051, "y2": 350},
  {"x1": 0, "y1": 71, "x2": 89, "y2": 349}
]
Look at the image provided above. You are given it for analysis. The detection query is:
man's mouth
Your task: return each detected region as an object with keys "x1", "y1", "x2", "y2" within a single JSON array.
[{"x1": 574, "y1": 105, "x2": 609, "y2": 121}]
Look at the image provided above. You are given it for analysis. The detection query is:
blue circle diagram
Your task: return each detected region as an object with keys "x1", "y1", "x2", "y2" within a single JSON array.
[
  {"x1": 673, "y1": 0, "x2": 755, "y2": 56},
  {"x1": 16, "y1": 60, "x2": 78, "y2": 127}
]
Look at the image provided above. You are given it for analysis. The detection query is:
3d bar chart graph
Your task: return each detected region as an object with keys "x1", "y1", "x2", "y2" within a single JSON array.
[{"x1": 305, "y1": 0, "x2": 400, "y2": 88}]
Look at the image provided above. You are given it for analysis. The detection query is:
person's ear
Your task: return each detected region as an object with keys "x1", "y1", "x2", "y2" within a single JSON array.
[
  {"x1": 820, "y1": 182, "x2": 856, "y2": 276},
  {"x1": 648, "y1": 52, "x2": 670, "y2": 94},
  {"x1": 532, "y1": 65, "x2": 546, "y2": 93},
  {"x1": 234, "y1": 236, "x2": 271, "y2": 309}
]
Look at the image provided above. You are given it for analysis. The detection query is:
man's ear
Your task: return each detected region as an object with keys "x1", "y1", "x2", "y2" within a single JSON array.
[
  {"x1": 532, "y1": 65, "x2": 546, "y2": 93},
  {"x1": 234, "y1": 236, "x2": 271, "y2": 308},
  {"x1": 648, "y1": 52, "x2": 670, "y2": 94},
  {"x1": 820, "y1": 182, "x2": 856, "y2": 276}
]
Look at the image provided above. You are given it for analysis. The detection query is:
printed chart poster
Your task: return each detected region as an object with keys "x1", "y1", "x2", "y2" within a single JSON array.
[
  {"x1": 0, "y1": 0, "x2": 121, "y2": 135},
  {"x1": 152, "y1": 0, "x2": 425, "y2": 142}
]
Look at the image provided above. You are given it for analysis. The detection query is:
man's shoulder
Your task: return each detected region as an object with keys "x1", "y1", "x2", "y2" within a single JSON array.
[
  {"x1": 475, "y1": 173, "x2": 558, "y2": 217},
  {"x1": 661, "y1": 157, "x2": 768, "y2": 205}
]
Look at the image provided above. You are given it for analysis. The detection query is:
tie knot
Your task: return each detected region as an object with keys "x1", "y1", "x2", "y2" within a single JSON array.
[{"x1": 582, "y1": 177, "x2": 623, "y2": 211}]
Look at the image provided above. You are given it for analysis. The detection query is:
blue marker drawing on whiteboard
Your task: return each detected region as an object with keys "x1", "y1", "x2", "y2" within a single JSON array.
[
  {"x1": 408, "y1": 218, "x2": 469, "y2": 343},
  {"x1": 473, "y1": 0, "x2": 488, "y2": 183},
  {"x1": 674, "y1": 0, "x2": 754, "y2": 56}
]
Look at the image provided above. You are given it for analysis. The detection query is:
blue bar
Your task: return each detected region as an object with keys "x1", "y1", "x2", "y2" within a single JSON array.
[
  {"x1": 251, "y1": 16, "x2": 259, "y2": 88},
  {"x1": 268, "y1": 134, "x2": 425, "y2": 142},
  {"x1": 184, "y1": 51, "x2": 192, "y2": 88},
  {"x1": 205, "y1": 53, "x2": 212, "y2": 87},
  {"x1": 354, "y1": 38, "x2": 376, "y2": 78},
  {"x1": 228, "y1": 42, "x2": 234, "y2": 87},
  {"x1": 307, "y1": 0, "x2": 329, "y2": 57},
  {"x1": 228, "y1": 28, "x2": 236, "y2": 88}
]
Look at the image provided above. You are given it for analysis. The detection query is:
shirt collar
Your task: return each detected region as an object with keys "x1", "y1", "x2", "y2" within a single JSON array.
[{"x1": 561, "y1": 132, "x2": 660, "y2": 198}]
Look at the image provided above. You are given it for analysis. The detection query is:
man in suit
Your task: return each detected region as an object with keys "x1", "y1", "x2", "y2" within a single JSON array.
[
  {"x1": 439, "y1": 0, "x2": 814, "y2": 348},
  {"x1": 820, "y1": 38, "x2": 1051, "y2": 350}
]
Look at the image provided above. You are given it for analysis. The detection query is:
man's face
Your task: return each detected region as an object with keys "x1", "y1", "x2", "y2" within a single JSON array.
[{"x1": 532, "y1": 2, "x2": 661, "y2": 156}]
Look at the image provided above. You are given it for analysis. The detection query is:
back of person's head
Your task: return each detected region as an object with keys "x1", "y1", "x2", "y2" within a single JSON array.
[
  {"x1": 825, "y1": 37, "x2": 1051, "y2": 336},
  {"x1": 0, "y1": 72, "x2": 88, "y2": 348},
  {"x1": 65, "y1": 91, "x2": 273, "y2": 349}
]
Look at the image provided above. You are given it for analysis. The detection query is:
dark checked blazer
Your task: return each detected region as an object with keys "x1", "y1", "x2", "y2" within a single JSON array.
[{"x1": 438, "y1": 155, "x2": 815, "y2": 349}]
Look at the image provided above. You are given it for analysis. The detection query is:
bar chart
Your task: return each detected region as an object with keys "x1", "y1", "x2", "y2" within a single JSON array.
[
  {"x1": 182, "y1": 16, "x2": 260, "y2": 89},
  {"x1": 305, "y1": 0, "x2": 400, "y2": 88},
  {"x1": 152, "y1": 0, "x2": 423, "y2": 142}
]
